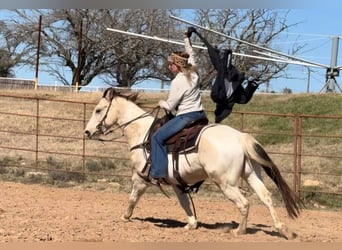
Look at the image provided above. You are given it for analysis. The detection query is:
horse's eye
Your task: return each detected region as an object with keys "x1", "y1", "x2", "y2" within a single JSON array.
[{"x1": 95, "y1": 109, "x2": 102, "y2": 114}]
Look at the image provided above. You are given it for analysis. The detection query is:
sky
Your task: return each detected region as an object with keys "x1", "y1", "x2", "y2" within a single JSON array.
[
  {"x1": 268, "y1": 9, "x2": 342, "y2": 93},
  {"x1": 3, "y1": 8, "x2": 342, "y2": 93}
]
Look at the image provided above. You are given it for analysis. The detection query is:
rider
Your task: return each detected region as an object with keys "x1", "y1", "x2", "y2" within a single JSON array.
[
  {"x1": 140, "y1": 28, "x2": 207, "y2": 185},
  {"x1": 188, "y1": 27, "x2": 262, "y2": 123}
]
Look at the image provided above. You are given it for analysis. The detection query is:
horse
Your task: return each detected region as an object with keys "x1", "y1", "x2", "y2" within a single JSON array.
[{"x1": 84, "y1": 87, "x2": 301, "y2": 239}]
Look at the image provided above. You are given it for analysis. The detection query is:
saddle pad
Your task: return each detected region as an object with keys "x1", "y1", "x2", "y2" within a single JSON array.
[{"x1": 166, "y1": 124, "x2": 218, "y2": 183}]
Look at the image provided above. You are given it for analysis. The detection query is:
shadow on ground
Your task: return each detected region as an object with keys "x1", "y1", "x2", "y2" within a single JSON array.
[{"x1": 133, "y1": 217, "x2": 284, "y2": 238}]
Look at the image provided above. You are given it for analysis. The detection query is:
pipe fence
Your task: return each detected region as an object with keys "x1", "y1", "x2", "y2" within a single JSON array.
[{"x1": 0, "y1": 93, "x2": 341, "y2": 203}]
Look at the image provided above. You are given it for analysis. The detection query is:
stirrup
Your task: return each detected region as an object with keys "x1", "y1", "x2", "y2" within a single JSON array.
[
  {"x1": 150, "y1": 178, "x2": 170, "y2": 198},
  {"x1": 150, "y1": 178, "x2": 160, "y2": 186},
  {"x1": 137, "y1": 173, "x2": 170, "y2": 198},
  {"x1": 156, "y1": 183, "x2": 170, "y2": 199},
  {"x1": 136, "y1": 172, "x2": 162, "y2": 186},
  {"x1": 136, "y1": 171, "x2": 150, "y2": 182}
]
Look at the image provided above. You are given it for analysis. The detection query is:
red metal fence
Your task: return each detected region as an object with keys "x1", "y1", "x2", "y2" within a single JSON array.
[{"x1": 0, "y1": 93, "x2": 341, "y2": 201}]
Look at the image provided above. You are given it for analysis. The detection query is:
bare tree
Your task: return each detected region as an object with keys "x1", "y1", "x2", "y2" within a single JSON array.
[
  {"x1": 5, "y1": 9, "x2": 182, "y2": 88},
  {"x1": 0, "y1": 19, "x2": 29, "y2": 77},
  {"x1": 100, "y1": 9, "x2": 181, "y2": 87},
  {"x1": 2, "y1": 9, "x2": 304, "y2": 90},
  {"x1": 192, "y1": 9, "x2": 304, "y2": 89},
  {"x1": 0, "y1": 49, "x2": 14, "y2": 77}
]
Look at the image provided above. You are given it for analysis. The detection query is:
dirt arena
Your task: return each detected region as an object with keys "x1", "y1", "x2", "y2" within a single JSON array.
[{"x1": 0, "y1": 181, "x2": 341, "y2": 242}]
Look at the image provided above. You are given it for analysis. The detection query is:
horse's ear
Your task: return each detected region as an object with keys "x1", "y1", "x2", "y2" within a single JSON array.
[
  {"x1": 128, "y1": 92, "x2": 140, "y2": 102},
  {"x1": 103, "y1": 88, "x2": 117, "y2": 101}
]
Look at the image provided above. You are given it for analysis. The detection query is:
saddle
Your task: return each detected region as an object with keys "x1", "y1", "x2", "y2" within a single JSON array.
[
  {"x1": 146, "y1": 114, "x2": 209, "y2": 154},
  {"x1": 136, "y1": 113, "x2": 208, "y2": 193}
]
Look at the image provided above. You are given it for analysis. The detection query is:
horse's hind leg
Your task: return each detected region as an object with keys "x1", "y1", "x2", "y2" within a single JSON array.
[
  {"x1": 172, "y1": 186, "x2": 198, "y2": 230},
  {"x1": 219, "y1": 183, "x2": 250, "y2": 235},
  {"x1": 121, "y1": 176, "x2": 147, "y2": 221},
  {"x1": 246, "y1": 172, "x2": 296, "y2": 239}
]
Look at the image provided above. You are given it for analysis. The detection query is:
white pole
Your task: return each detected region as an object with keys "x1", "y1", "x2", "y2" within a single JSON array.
[
  {"x1": 106, "y1": 27, "x2": 205, "y2": 49},
  {"x1": 106, "y1": 27, "x2": 312, "y2": 65},
  {"x1": 169, "y1": 14, "x2": 329, "y2": 69},
  {"x1": 253, "y1": 50, "x2": 323, "y2": 68}
]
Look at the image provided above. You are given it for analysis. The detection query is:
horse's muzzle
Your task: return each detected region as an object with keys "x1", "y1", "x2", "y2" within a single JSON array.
[{"x1": 84, "y1": 130, "x2": 92, "y2": 138}]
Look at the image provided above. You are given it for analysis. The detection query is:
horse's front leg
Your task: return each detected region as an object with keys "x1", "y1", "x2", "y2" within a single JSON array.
[
  {"x1": 172, "y1": 186, "x2": 198, "y2": 230},
  {"x1": 121, "y1": 174, "x2": 147, "y2": 221}
]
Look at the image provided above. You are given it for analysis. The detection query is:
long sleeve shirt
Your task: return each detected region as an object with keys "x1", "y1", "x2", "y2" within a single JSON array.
[{"x1": 159, "y1": 37, "x2": 204, "y2": 116}]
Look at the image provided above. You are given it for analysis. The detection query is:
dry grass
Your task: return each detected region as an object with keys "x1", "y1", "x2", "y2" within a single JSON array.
[{"x1": 0, "y1": 88, "x2": 341, "y2": 206}]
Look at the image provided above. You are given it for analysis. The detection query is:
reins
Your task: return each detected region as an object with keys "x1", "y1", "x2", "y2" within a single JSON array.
[{"x1": 97, "y1": 106, "x2": 160, "y2": 142}]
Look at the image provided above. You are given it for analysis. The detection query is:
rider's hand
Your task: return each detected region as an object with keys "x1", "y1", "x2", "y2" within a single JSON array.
[
  {"x1": 184, "y1": 27, "x2": 196, "y2": 38},
  {"x1": 158, "y1": 100, "x2": 168, "y2": 110}
]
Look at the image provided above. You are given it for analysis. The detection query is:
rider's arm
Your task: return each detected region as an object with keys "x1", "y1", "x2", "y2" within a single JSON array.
[
  {"x1": 184, "y1": 35, "x2": 196, "y2": 67},
  {"x1": 158, "y1": 76, "x2": 185, "y2": 112}
]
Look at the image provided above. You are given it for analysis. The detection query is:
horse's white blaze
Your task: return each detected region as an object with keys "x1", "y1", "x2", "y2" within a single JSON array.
[{"x1": 84, "y1": 88, "x2": 300, "y2": 239}]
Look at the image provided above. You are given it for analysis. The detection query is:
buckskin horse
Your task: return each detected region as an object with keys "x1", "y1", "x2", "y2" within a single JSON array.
[{"x1": 84, "y1": 87, "x2": 301, "y2": 239}]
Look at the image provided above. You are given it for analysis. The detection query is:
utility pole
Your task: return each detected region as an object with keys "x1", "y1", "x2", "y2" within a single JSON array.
[
  {"x1": 75, "y1": 18, "x2": 83, "y2": 92},
  {"x1": 34, "y1": 15, "x2": 42, "y2": 90},
  {"x1": 305, "y1": 66, "x2": 311, "y2": 93}
]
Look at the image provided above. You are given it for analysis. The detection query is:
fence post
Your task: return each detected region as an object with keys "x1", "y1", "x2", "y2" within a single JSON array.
[
  {"x1": 293, "y1": 115, "x2": 302, "y2": 199},
  {"x1": 82, "y1": 103, "x2": 87, "y2": 173},
  {"x1": 35, "y1": 98, "x2": 40, "y2": 169},
  {"x1": 297, "y1": 115, "x2": 303, "y2": 199}
]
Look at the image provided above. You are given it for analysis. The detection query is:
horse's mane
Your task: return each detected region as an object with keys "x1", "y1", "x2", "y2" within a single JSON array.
[
  {"x1": 103, "y1": 87, "x2": 160, "y2": 111},
  {"x1": 103, "y1": 87, "x2": 140, "y2": 103}
]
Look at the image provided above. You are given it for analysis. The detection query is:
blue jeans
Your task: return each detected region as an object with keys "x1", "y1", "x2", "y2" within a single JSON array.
[{"x1": 150, "y1": 110, "x2": 207, "y2": 178}]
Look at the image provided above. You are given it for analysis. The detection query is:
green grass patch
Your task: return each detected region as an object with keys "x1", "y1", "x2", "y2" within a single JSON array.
[{"x1": 302, "y1": 186, "x2": 342, "y2": 209}]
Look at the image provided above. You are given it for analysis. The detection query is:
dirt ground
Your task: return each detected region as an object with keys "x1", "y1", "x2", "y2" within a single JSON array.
[{"x1": 0, "y1": 181, "x2": 341, "y2": 242}]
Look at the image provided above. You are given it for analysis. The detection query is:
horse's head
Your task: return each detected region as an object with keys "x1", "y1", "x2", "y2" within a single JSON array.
[
  {"x1": 84, "y1": 88, "x2": 120, "y2": 139},
  {"x1": 84, "y1": 88, "x2": 140, "y2": 139}
]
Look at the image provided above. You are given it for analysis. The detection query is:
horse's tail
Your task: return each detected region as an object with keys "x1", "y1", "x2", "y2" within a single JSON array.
[{"x1": 242, "y1": 133, "x2": 301, "y2": 219}]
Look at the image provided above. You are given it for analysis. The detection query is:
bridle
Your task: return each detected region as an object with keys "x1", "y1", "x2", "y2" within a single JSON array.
[
  {"x1": 95, "y1": 97, "x2": 160, "y2": 140},
  {"x1": 95, "y1": 96, "x2": 114, "y2": 135}
]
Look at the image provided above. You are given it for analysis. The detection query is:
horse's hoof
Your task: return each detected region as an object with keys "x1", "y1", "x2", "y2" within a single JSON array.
[
  {"x1": 277, "y1": 224, "x2": 297, "y2": 240},
  {"x1": 184, "y1": 222, "x2": 198, "y2": 230},
  {"x1": 120, "y1": 215, "x2": 131, "y2": 222},
  {"x1": 287, "y1": 232, "x2": 298, "y2": 240},
  {"x1": 231, "y1": 228, "x2": 246, "y2": 236},
  {"x1": 221, "y1": 226, "x2": 231, "y2": 233}
]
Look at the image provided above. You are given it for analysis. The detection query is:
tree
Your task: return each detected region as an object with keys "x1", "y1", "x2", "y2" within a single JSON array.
[
  {"x1": 100, "y1": 9, "x2": 180, "y2": 87},
  {"x1": 0, "y1": 49, "x2": 13, "y2": 77},
  {"x1": 2, "y1": 9, "x2": 304, "y2": 90},
  {"x1": 282, "y1": 87, "x2": 293, "y2": 94},
  {"x1": 5, "y1": 9, "x2": 180, "y2": 88},
  {"x1": 0, "y1": 19, "x2": 28, "y2": 77},
  {"x1": 192, "y1": 9, "x2": 304, "y2": 90}
]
